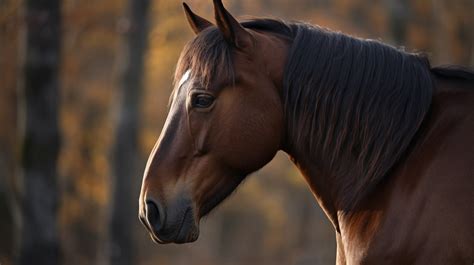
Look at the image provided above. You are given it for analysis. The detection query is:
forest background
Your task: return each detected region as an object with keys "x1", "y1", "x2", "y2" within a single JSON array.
[{"x1": 0, "y1": 0, "x2": 472, "y2": 264}]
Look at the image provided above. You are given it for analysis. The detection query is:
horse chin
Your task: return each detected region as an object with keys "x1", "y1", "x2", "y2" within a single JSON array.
[
  {"x1": 149, "y1": 214, "x2": 200, "y2": 244},
  {"x1": 174, "y1": 220, "x2": 200, "y2": 244}
]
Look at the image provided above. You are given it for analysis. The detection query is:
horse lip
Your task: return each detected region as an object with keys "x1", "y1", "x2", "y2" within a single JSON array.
[
  {"x1": 149, "y1": 228, "x2": 173, "y2": 244},
  {"x1": 149, "y1": 230, "x2": 165, "y2": 244},
  {"x1": 148, "y1": 207, "x2": 196, "y2": 244}
]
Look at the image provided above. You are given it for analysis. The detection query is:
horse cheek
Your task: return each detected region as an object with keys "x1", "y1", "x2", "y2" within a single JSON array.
[{"x1": 234, "y1": 112, "x2": 282, "y2": 173}]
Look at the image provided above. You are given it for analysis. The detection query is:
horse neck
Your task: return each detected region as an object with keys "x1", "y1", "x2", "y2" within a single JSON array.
[{"x1": 285, "y1": 150, "x2": 343, "y2": 231}]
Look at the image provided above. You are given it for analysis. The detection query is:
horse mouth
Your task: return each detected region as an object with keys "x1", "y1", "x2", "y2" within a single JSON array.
[{"x1": 148, "y1": 207, "x2": 199, "y2": 244}]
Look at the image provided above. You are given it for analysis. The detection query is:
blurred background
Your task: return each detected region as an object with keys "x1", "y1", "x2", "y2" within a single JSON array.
[{"x1": 0, "y1": 0, "x2": 472, "y2": 265}]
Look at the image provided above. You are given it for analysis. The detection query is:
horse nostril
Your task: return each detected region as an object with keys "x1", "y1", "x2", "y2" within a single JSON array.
[{"x1": 146, "y1": 200, "x2": 162, "y2": 232}]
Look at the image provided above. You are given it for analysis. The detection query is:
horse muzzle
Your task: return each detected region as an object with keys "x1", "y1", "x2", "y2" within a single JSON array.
[{"x1": 139, "y1": 197, "x2": 199, "y2": 244}]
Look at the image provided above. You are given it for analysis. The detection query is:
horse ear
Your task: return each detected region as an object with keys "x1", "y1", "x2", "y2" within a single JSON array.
[
  {"x1": 183, "y1": 2, "x2": 213, "y2": 35},
  {"x1": 213, "y1": 0, "x2": 253, "y2": 49}
]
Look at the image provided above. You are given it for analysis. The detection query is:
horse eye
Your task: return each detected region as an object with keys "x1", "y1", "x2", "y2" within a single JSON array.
[{"x1": 191, "y1": 94, "x2": 214, "y2": 108}]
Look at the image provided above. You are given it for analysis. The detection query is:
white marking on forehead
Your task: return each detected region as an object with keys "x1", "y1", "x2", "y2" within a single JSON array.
[
  {"x1": 171, "y1": 69, "x2": 191, "y2": 106},
  {"x1": 178, "y1": 69, "x2": 191, "y2": 88}
]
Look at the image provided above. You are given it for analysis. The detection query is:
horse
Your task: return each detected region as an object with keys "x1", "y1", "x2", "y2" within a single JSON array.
[{"x1": 139, "y1": 0, "x2": 474, "y2": 264}]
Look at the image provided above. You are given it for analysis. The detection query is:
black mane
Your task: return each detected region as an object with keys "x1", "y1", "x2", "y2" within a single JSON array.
[
  {"x1": 175, "y1": 18, "x2": 473, "y2": 208},
  {"x1": 276, "y1": 22, "x2": 433, "y2": 208}
]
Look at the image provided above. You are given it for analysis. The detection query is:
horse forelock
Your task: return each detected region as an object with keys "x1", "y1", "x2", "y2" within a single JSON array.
[{"x1": 173, "y1": 27, "x2": 235, "y2": 92}]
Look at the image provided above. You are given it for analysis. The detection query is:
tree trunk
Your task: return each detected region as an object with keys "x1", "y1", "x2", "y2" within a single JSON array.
[
  {"x1": 18, "y1": 0, "x2": 61, "y2": 264},
  {"x1": 109, "y1": 1, "x2": 151, "y2": 265},
  {"x1": 0, "y1": 2, "x2": 21, "y2": 264}
]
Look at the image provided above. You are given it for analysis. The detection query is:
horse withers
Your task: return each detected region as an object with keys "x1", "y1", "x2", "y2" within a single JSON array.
[{"x1": 139, "y1": 1, "x2": 474, "y2": 264}]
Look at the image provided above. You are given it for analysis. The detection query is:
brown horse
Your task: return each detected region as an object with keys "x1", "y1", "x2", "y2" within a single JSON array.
[{"x1": 139, "y1": 1, "x2": 474, "y2": 264}]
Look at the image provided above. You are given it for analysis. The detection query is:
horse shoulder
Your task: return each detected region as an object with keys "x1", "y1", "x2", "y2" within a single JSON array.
[{"x1": 350, "y1": 80, "x2": 474, "y2": 264}]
